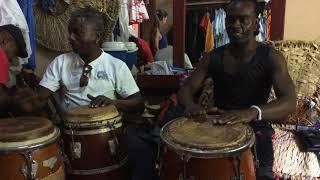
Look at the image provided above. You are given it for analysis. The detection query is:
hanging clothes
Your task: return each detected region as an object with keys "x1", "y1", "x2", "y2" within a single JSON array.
[
  {"x1": 185, "y1": 11, "x2": 205, "y2": 63},
  {"x1": 200, "y1": 13, "x2": 214, "y2": 53},
  {"x1": 266, "y1": 9, "x2": 271, "y2": 41},
  {"x1": 0, "y1": 0, "x2": 32, "y2": 65},
  {"x1": 214, "y1": 9, "x2": 229, "y2": 48},
  {"x1": 128, "y1": 0, "x2": 149, "y2": 24},
  {"x1": 256, "y1": 11, "x2": 268, "y2": 42},
  {"x1": 113, "y1": 18, "x2": 121, "y2": 41},
  {"x1": 116, "y1": 0, "x2": 130, "y2": 42},
  {"x1": 17, "y1": 0, "x2": 36, "y2": 69}
]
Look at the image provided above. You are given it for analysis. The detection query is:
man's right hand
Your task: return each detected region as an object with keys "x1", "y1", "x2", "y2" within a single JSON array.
[
  {"x1": 11, "y1": 88, "x2": 41, "y2": 113},
  {"x1": 185, "y1": 104, "x2": 224, "y2": 117}
]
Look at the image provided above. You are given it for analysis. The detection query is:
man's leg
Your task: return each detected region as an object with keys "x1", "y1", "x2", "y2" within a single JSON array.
[
  {"x1": 126, "y1": 125, "x2": 159, "y2": 180},
  {"x1": 250, "y1": 122, "x2": 275, "y2": 180}
]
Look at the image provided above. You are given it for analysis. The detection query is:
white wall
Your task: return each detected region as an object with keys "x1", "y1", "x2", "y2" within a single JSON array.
[{"x1": 284, "y1": 0, "x2": 320, "y2": 41}]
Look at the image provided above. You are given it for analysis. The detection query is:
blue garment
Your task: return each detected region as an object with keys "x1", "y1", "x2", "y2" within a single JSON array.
[
  {"x1": 256, "y1": 14, "x2": 267, "y2": 42},
  {"x1": 17, "y1": 0, "x2": 36, "y2": 69},
  {"x1": 214, "y1": 9, "x2": 229, "y2": 48},
  {"x1": 159, "y1": 32, "x2": 167, "y2": 49}
]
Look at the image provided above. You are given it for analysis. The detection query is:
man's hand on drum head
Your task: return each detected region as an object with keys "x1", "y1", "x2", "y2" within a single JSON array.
[
  {"x1": 185, "y1": 104, "x2": 223, "y2": 117},
  {"x1": 211, "y1": 109, "x2": 258, "y2": 125},
  {"x1": 12, "y1": 88, "x2": 41, "y2": 113},
  {"x1": 87, "y1": 94, "x2": 113, "y2": 108}
]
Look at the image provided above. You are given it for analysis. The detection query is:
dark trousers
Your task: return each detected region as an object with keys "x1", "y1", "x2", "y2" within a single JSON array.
[
  {"x1": 126, "y1": 125, "x2": 159, "y2": 180},
  {"x1": 250, "y1": 121, "x2": 275, "y2": 180}
]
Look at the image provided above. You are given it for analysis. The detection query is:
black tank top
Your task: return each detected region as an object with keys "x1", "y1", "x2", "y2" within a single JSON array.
[{"x1": 208, "y1": 43, "x2": 272, "y2": 110}]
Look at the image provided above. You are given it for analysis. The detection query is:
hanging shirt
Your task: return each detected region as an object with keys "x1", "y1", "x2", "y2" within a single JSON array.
[
  {"x1": 214, "y1": 9, "x2": 229, "y2": 48},
  {"x1": 200, "y1": 14, "x2": 214, "y2": 53},
  {"x1": 266, "y1": 10, "x2": 271, "y2": 41},
  {"x1": 128, "y1": 0, "x2": 149, "y2": 24},
  {"x1": 0, "y1": 48, "x2": 9, "y2": 87},
  {"x1": 137, "y1": 38, "x2": 154, "y2": 65},
  {"x1": 17, "y1": 0, "x2": 36, "y2": 69}
]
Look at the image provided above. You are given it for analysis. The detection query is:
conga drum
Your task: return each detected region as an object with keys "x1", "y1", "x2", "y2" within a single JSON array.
[
  {"x1": 0, "y1": 117, "x2": 64, "y2": 180},
  {"x1": 63, "y1": 105, "x2": 128, "y2": 180},
  {"x1": 160, "y1": 117, "x2": 256, "y2": 180}
]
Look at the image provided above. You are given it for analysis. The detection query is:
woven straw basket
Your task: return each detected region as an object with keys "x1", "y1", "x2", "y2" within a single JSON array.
[
  {"x1": 34, "y1": 0, "x2": 120, "y2": 52},
  {"x1": 273, "y1": 40, "x2": 320, "y2": 99}
]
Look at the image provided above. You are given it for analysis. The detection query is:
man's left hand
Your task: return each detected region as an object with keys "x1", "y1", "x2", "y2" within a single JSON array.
[
  {"x1": 211, "y1": 108, "x2": 258, "y2": 125},
  {"x1": 87, "y1": 94, "x2": 113, "y2": 108}
]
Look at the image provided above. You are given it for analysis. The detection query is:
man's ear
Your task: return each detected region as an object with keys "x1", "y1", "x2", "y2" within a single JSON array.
[
  {"x1": 0, "y1": 38, "x2": 7, "y2": 47},
  {"x1": 96, "y1": 32, "x2": 102, "y2": 44}
]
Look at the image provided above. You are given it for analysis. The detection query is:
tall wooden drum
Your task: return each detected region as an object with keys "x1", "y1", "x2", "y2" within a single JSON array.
[
  {"x1": 63, "y1": 105, "x2": 128, "y2": 180},
  {"x1": 160, "y1": 117, "x2": 256, "y2": 180},
  {"x1": 0, "y1": 117, "x2": 64, "y2": 180}
]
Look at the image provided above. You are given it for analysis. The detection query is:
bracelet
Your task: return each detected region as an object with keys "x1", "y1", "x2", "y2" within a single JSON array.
[{"x1": 250, "y1": 105, "x2": 262, "y2": 121}]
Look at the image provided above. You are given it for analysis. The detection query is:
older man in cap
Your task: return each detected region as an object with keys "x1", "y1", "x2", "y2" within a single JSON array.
[{"x1": 0, "y1": 24, "x2": 29, "y2": 117}]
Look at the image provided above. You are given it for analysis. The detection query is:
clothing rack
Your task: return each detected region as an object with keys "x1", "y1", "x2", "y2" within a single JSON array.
[
  {"x1": 186, "y1": 0, "x2": 267, "y2": 6},
  {"x1": 186, "y1": 0, "x2": 230, "y2": 6},
  {"x1": 173, "y1": 0, "x2": 282, "y2": 68}
]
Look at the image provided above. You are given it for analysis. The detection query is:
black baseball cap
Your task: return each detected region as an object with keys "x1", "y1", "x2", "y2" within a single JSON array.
[{"x1": 0, "y1": 24, "x2": 28, "y2": 58}]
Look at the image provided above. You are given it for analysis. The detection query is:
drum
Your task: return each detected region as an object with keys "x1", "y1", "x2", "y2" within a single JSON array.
[
  {"x1": 160, "y1": 117, "x2": 256, "y2": 180},
  {"x1": 63, "y1": 105, "x2": 128, "y2": 180},
  {"x1": 0, "y1": 117, "x2": 64, "y2": 180}
]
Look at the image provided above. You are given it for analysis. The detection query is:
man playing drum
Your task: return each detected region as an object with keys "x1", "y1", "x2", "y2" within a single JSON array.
[
  {"x1": 0, "y1": 24, "x2": 30, "y2": 117},
  {"x1": 178, "y1": 0, "x2": 296, "y2": 179},
  {"x1": 23, "y1": 8, "x2": 144, "y2": 113},
  {"x1": 18, "y1": 7, "x2": 148, "y2": 180}
]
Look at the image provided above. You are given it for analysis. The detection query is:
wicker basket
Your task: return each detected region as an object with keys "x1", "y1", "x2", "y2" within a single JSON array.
[
  {"x1": 34, "y1": 0, "x2": 120, "y2": 52},
  {"x1": 273, "y1": 40, "x2": 320, "y2": 99}
]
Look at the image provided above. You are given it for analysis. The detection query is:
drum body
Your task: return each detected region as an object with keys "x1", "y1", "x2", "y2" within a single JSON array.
[
  {"x1": 64, "y1": 105, "x2": 128, "y2": 180},
  {"x1": 0, "y1": 117, "x2": 64, "y2": 180},
  {"x1": 160, "y1": 117, "x2": 256, "y2": 180}
]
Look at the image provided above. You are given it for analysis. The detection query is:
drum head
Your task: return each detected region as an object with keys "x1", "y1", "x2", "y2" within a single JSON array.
[
  {"x1": 0, "y1": 117, "x2": 59, "y2": 150},
  {"x1": 66, "y1": 104, "x2": 120, "y2": 123},
  {"x1": 161, "y1": 117, "x2": 255, "y2": 157}
]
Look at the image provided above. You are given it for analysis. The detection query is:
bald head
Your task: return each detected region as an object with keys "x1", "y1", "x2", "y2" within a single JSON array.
[
  {"x1": 225, "y1": 0, "x2": 260, "y2": 44},
  {"x1": 227, "y1": 0, "x2": 259, "y2": 18}
]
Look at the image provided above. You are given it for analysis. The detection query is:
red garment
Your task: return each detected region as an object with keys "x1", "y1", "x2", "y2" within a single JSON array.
[
  {"x1": 138, "y1": 38, "x2": 154, "y2": 65},
  {"x1": 158, "y1": 94, "x2": 178, "y2": 123},
  {"x1": 0, "y1": 48, "x2": 9, "y2": 87},
  {"x1": 200, "y1": 14, "x2": 210, "y2": 32}
]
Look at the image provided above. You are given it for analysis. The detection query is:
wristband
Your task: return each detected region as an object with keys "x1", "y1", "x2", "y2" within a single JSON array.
[{"x1": 250, "y1": 105, "x2": 262, "y2": 121}]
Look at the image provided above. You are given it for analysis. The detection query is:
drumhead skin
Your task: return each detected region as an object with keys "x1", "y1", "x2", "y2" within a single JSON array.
[
  {"x1": 0, "y1": 117, "x2": 60, "y2": 151},
  {"x1": 161, "y1": 117, "x2": 255, "y2": 158},
  {"x1": 66, "y1": 105, "x2": 120, "y2": 123}
]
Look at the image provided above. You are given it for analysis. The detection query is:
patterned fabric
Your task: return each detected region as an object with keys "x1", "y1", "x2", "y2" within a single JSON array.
[
  {"x1": 272, "y1": 125, "x2": 320, "y2": 179},
  {"x1": 128, "y1": 0, "x2": 149, "y2": 24}
]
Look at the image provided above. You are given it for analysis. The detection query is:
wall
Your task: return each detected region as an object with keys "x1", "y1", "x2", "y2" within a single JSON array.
[
  {"x1": 284, "y1": 0, "x2": 320, "y2": 41},
  {"x1": 156, "y1": 0, "x2": 173, "y2": 33},
  {"x1": 35, "y1": 46, "x2": 59, "y2": 76}
]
